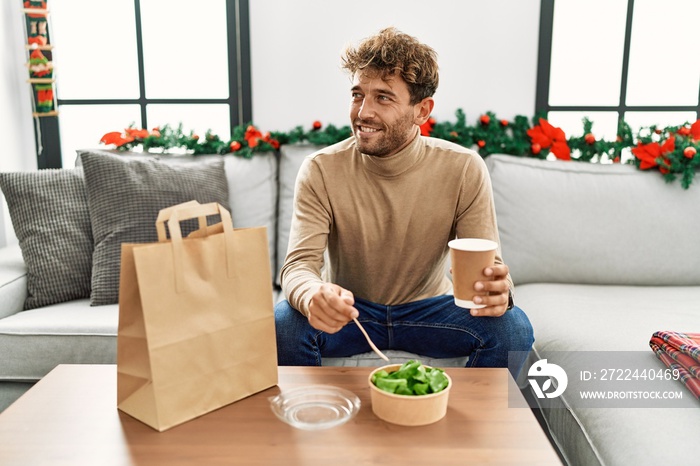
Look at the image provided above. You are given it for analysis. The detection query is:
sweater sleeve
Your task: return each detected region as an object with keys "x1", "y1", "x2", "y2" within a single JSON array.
[
  {"x1": 279, "y1": 157, "x2": 330, "y2": 316},
  {"x1": 454, "y1": 154, "x2": 514, "y2": 291}
]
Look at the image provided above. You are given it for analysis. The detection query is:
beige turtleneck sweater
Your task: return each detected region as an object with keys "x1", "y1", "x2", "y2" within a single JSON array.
[{"x1": 280, "y1": 132, "x2": 508, "y2": 316}]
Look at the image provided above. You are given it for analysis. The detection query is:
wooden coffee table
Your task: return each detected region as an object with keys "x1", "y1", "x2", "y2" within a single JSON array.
[{"x1": 0, "y1": 364, "x2": 561, "y2": 465}]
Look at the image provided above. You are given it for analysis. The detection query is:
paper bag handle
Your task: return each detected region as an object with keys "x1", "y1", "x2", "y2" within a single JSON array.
[
  {"x1": 164, "y1": 202, "x2": 235, "y2": 292},
  {"x1": 155, "y1": 200, "x2": 207, "y2": 242}
]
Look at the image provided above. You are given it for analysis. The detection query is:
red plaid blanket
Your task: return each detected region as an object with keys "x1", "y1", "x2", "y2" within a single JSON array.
[{"x1": 649, "y1": 331, "x2": 700, "y2": 399}]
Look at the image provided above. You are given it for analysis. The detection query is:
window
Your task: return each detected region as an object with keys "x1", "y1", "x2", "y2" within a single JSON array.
[
  {"x1": 536, "y1": 0, "x2": 700, "y2": 145},
  {"x1": 38, "y1": 0, "x2": 251, "y2": 168}
]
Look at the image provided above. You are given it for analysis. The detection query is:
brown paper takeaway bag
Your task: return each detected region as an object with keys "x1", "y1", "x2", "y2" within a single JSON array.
[{"x1": 117, "y1": 201, "x2": 278, "y2": 431}]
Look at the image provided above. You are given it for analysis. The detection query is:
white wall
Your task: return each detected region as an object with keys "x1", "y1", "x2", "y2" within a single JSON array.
[
  {"x1": 249, "y1": 0, "x2": 541, "y2": 132},
  {"x1": 0, "y1": 0, "x2": 38, "y2": 246}
]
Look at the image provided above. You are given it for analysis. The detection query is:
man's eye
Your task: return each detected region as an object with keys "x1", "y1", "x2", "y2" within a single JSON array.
[{"x1": 351, "y1": 93, "x2": 363, "y2": 100}]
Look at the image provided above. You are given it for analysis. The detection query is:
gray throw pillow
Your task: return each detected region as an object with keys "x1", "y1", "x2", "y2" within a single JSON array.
[
  {"x1": 0, "y1": 168, "x2": 93, "y2": 309},
  {"x1": 80, "y1": 152, "x2": 231, "y2": 306}
]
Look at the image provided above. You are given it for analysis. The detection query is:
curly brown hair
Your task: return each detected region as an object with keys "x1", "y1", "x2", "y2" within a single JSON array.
[{"x1": 341, "y1": 27, "x2": 439, "y2": 105}]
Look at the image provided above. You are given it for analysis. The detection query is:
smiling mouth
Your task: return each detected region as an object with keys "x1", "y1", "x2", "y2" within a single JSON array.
[{"x1": 357, "y1": 125, "x2": 381, "y2": 134}]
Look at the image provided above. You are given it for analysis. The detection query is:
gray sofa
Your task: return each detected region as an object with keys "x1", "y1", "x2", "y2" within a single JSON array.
[{"x1": 2, "y1": 146, "x2": 698, "y2": 465}]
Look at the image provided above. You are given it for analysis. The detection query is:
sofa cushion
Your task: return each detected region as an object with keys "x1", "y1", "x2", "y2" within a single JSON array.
[
  {"x1": 516, "y1": 283, "x2": 700, "y2": 353},
  {"x1": 0, "y1": 169, "x2": 93, "y2": 309},
  {"x1": 486, "y1": 154, "x2": 700, "y2": 287},
  {"x1": 277, "y1": 144, "x2": 322, "y2": 285},
  {"x1": 220, "y1": 153, "x2": 278, "y2": 282},
  {"x1": 0, "y1": 299, "x2": 118, "y2": 382},
  {"x1": 80, "y1": 152, "x2": 231, "y2": 305}
]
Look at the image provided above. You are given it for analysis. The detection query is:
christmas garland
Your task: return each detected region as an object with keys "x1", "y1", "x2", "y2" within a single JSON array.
[
  {"x1": 424, "y1": 110, "x2": 700, "y2": 188},
  {"x1": 100, "y1": 123, "x2": 280, "y2": 159},
  {"x1": 100, "y1": 110, "x2": 700, "y2": 189}
]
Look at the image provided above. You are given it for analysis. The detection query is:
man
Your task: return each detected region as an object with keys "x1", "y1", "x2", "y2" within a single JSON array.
[{"x1": 275, "y1": 27, "x2": 533, "y2": 373}]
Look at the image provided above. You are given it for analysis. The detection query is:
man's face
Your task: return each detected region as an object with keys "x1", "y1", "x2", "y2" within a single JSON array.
[{"x1": 350, "y1": 71, "x2": 426, "y2": 157}]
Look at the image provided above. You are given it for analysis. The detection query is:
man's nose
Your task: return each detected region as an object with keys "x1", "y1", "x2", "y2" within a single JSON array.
[{"x1": 358, "y1": 99, "x2": 376, "y2": 119}]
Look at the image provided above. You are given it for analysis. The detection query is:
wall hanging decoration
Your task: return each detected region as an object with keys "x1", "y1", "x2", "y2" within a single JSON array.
[{"x1": 23, "y1": 0, "x2": 57, "y2": 117}]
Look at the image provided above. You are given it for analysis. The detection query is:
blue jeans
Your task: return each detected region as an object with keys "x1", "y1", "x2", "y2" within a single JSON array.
[{"x1": 274, "y1": 295, "x2": 534, "y2": 377}]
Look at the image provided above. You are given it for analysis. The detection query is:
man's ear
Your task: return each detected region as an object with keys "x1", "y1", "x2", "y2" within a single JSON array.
[{"x1": 414, "y1": 97, "x2": 435, "y2": 125}]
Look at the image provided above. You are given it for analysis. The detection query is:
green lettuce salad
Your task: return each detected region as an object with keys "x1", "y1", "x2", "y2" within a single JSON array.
[{"x1": 371, "y1": 360, "x2": 449, "y2": 396}]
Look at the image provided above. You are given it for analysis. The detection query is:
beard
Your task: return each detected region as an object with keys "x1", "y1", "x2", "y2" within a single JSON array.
[{"x1": 353, "y1": 110, "x2": 416, "y2": 157}]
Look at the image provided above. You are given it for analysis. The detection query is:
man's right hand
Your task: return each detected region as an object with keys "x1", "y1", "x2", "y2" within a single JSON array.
[{"x1": 308, "y1": 283, "x2": 359, "y2": 334}]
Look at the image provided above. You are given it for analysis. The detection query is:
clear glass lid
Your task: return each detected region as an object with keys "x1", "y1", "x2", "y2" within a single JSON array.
[{"x1": 268, "y1": 385, "x2": 361, "y2": 430}]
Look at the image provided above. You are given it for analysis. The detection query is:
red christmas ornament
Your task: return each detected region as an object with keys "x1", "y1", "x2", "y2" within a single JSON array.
[
  {"x1": 477, "y1": 140, "x2": 486, "y2": 148},
  {"x1": 584, "y1": 133, "x2": 595, "y2": 145},
  {"x1": 531, "y1": 143, "x2": 541, "y2": 154},
  {"x1": 684, "y1": 146, "x2": 697, "y2": 158},
  {"x1": 500, "y1": 119, "x2": 509, "y2": 127},
  {"x1": 312, "y1": 120, "x2": 322, "y2": 130},
  {"x1": 480, "y1": 115, "x2": 490, "y2": 125},
  {"x1": 678, "y1": 127, "x2": 690, "y2": 136},
  {"x1": 230, "y1": 141, "x2": 242, "y2": 151}
]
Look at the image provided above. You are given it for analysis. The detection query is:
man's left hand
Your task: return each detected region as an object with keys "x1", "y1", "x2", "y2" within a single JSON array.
[{"x1": 471, "y1": 264, "x2": 511, "y2": 317}]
